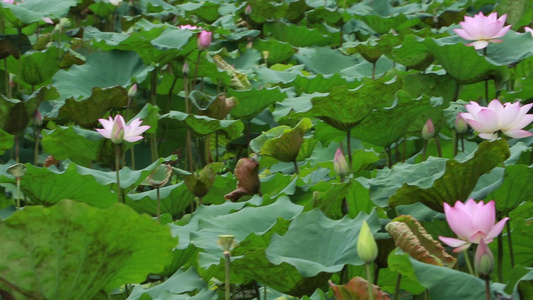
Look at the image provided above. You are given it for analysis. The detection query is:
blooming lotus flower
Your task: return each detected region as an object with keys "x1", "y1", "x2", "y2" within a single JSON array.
[
  {"x1": 525, "y1": 27, "x2": 533, "y2": 36},
  {"x1": 454, "y1": 12, "x2": 511, "y2": 49},
  {"x1": 96, "y1": 114, "x2": 150, "y2": 144},
  {"x1": 197, "y1": 30, "x2": 212, "y2": 50},
  {"x1": 439, "y1": 199, "x2": 508, "y2": 253},
  {"x1": 2, "y1": 0, "x2": 16, "y2": 4},
  {"x1": 460, "y1": 100, "x2": 533, "y2": 140}
]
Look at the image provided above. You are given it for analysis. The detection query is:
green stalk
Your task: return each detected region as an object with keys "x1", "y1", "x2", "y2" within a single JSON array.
[
  {"x1": 184, "y1": 75, "x2": 193, "y2": 172},
  {"x1": 365, "y1": 262, "x2": 375, "y2": 300},
  {"x1": 506, "y1": 215, "x2": 515, "y2": 267},
  {"x1": 435, "y1": 136, "x2": 442, "y2": 157},
  {"x1": 156, "y1": 186, "x2": 161, "y2": 223},
  {"x1": 497, "y1": 232, "x2": 503, "y2": 282},
  {"x1": 463, "y1": 250, "x2": 474, "y2": 275},
  {"x1": 346, "y1": 130, "x2": 352, "y2": 172},
  {"x1": 393, "y1": 274, "x2": 402, "y2": 300},
  {"x1": 149, "y1": 70, "x2": 158, "y2": 162},
  {"x1": 115, "y1": 144, "x2": 123, "y2": 203},
  {"x1": 422, "y1": 140, "x2": 428, "y2": 161},
  {"x1": 484, "y1": 276, "x2": 491, "y2": 300},
  {"x1": 16, "y1": 177, "x2": 21, "y2": 210},
  {"x1": 224, "y1": 251, "x2": 231, "y2": 300}
]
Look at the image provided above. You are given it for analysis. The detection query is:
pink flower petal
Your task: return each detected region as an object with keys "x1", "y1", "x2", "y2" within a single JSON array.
[
  {"x1": 445, "y1": 203, "x2": 475, "y2": 241},
  {"x1": 475, "y1": 109, "x2": 500, "y2": 132},
  {"x1": 454, "y1": 28, "x2": 475, "y2": 40},
  {"x1": 467, "y1": 40, "x2": 489, "y2": 50},
  {"x1": 439, "y1": 236, "x2": 468, "y2": 248},
  {"x1": 503, "y1": 129, "x2": 533, "y2": 139},
  {"x1": 486, "y1": 217, "x2": 509, "y2": 240},
  {"x1": 478, "y1": 132, "x2": 499, "y2": 140}
]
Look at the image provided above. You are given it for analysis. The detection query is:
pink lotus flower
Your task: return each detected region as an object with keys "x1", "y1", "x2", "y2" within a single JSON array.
[
  {"x1": 178, "y1": 25, "x2": 201, "y2": 30},
  {"x1": 96, "y1": 114, "x2": 150, "y2": 144},
  {"x1": 439, "y1": 199, "x2": 508, "y2": 253},
  {"x1": 525, "y1": 27, "x2": 533, "y2": 36},
  {"x1": 421, "y1": 119, "x2": 435, "y2": 140},
  {"x1": 333, "y1": 148, "x2": 349, "y2": 181},
  {"x1": 197, "y1": 30, "x2": 212, "y2": 50},
  {"x1": 460, "y1": 100, "x2": 533, "y2": 140},
  {"x1": 454, "y1": 12, "x2": 511, "y2": 50}
]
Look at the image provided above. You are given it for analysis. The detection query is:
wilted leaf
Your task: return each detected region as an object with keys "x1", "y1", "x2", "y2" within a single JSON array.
[{"x1": 329, "y1": 277, "x2": 391, "y2": 300}]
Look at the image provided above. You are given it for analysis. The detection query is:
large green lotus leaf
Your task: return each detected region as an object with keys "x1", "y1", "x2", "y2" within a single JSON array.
[
  {"x1": 159, "y1": 111, "x2": 243, "y2": 138},
  {"x1": 401, "y1": 73, "x2": 456, "y2": 104},
  {"x1": 504, "y1": 265, "x2": 533, "y2": 297},
  {"x1": 485, "y1": 31, "x2": 533, "y2": 65},
  {"x1": 266, "y1": 209, "x2": 380, "y2": 276},
  {"x1": 248, "y1": 38, "x2": 297, "y2": 65},
  {"x1": 57, "y1": 86, "x2": 128, "y2": 128},
  {"x1": 409, "y1": 257, "x2": 507, "y2": 299},
  {"x1": 228, "y1": 87, "x2": 287, "y2": 121},
  {"x1": 381, "y1": 139, "x2": 510, "y2": 212},
  {"x1": 260, "y1": 172, "x2": 297, "y2": 198},
  {"x1": 52, "y1": 50, "x2": 152, "y2": 101},
  {"x1": 86, "y1": 24, "x2": 196, "y2": 66},
  {"x1": 486, "y1": 165, "x2": 533, "y2": 213},
  {"x1": 0, "y1": 128, "x2": 14, "y2": 156},
  {"x1": 179, "y1": 1, "x2": 221, "y2": 22},
  {"x1": 7, "y1": 46, "x2": 61, "y2": 86},
  {"x1": 127, "y1": 267, "x2": 214, "y2": 300},
  {"x1": 263, "y1": 22, "x2": 339, "y2": 47},
  {"x1": 291, "y1": 73, "x2": 362, "y2": 95},
  {"x1": 0, "y1": 200, "x2": 176, "y2": 299},
  {"x1": 41, "y1": 126, "x2": 102, "y2": 167},
  {"x1": 0, "y1": 33, "x2": 32, "y2": 59},
  {"x1": 126, "y1": 182, "x2": 195, "y2": 219},
  {"x1": 425, "y1": 38, "x2": 508, "y2": 84},
  {"x1": 390, "y1": 34, "x2": 433, "y2": 70},
  {"x1": 0, "y1": 0, "x2": 77, "y2": 27},
  {"x1": 256, "y1": 118, "x2": 312, "y2": 162},
  {"x1": 0, "y1": 163, "x2": 116, "y2": 208},
  {"x1": 361, "y1": 14, "x2": 422, "y2": 35},
  {"x1": 247, "y1": 0, "x2": 288, "y2": 23},
  {"x1": 305, "y1": 6, "x2": 342, "y2": 24},
  {"x1": 186, "y1": 51, "x2": 236, "y2": 88},
  {"x1": 0, "y1": 95, "x2": 39, "y2": 135},
  {"x1": 342, "y1": 38, "x2": 383, "y2": 63},
  {"x1": 305, "y1": 76, "x2": 403, "y2": 131},
  {"x1": 295, "y1": 46, "x2": 360, "y2": 75},
  {"x1": 76, "y1": 158, "x2": 169, "y2": 192},
  {"x1": 386, "y1": 250, "x2": 425, "y2": 295},
  {"x1": 351, "y1": 92, "x2": 436, "y2": 147}
]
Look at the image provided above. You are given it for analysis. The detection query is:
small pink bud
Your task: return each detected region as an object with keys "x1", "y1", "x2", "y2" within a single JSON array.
[
  {"x1": 182, "y1": 62, "x2": 190, "y2": 76},
  {"x1": 475, "y1": 239, "x2": 494, "y2": 277},
  {"x1": 421, "y1": 119, "x2": 435, "y2": 140},
  {"x1": 333, "y1": 148, "x2": 349, "y2": 181},
  {"x1": 197, "y1": 30, "x2": 212, "y2": 51},
  {"x1": 128, "y1": 83, "x2": 137, "y2": 98},
  {"x1": 245, "y1": 5, "x2": 252, "y2": 16},
  {"x1": 34, "y1": 110, "x2": 43, "y2": 126},
  {"x1": 455, "y1": 114, "x2": 468, "y2": 134}
]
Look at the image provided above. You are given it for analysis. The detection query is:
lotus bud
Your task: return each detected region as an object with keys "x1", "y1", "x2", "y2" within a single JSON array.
[
  {"x1": 197, "y1": 30, "x2": 212, "y2": 51},
  {"x1": 245, "y1": 5, "x2": 252, "y2": 16},
  {"x1": 357, "y1": 221, "x2": 378, "y2": 263},
  {"x1": 182, "y1": 62, "x2": 190, "y2": 76},
  {"x1": 218, "y1": 235, "x2": 235, "y2": 254},
  {"x1": 59, "y1": 17, "x2": 71, "y2": 28},
  {"x1": 475, "y1": 239, "x2": 494, "y2": 277},
  {"x1": 34, "y1": 110, "x2": 43, "y2": 127},
  {"x1": 455, "y1": 114, "x2": 468, "y2": 134},
  {"x1": 333, "y1": 147, "x2": 349, "y2": 181},
  {"x1": 262, "y1": 50, "x2": 269, "y2": 61},
  {"x1": 128, "y1": 83, "x2": 137, "y2": 98},
  {"x1": 421, "y1": 119, "x2": 435, "y2": 141}
]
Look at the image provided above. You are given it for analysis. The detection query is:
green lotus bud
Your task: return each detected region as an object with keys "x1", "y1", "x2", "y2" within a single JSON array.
[
  {"x1": 357, "y1": 221, "x2": 378, "y2": 263},
  {"x1": 421, "y1": 119, "x2": 435, "y2": 141},
  {"x1": 475, "y1": 239, "x2": 494, "y2": 277}
]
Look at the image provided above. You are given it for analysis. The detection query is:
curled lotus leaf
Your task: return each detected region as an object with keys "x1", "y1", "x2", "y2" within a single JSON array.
[
  {"x1": 329, "y1": 277, "x2": 391, "y2": 300},
  {"x1": 385, "y1": 215, "x2": 456, "y2": 268},
  {"x1": 143, "y1": 164, "x2": 173, "y2": 188},
  {"x1": 183, "y1": 162, "x2": 225, "y2": 199},
  {"x1": 224, "y1": 156, "x2": 261, "y2": 201}
]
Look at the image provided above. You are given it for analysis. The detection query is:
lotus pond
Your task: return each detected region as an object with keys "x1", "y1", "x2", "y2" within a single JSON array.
[{"x1": 0, "y1": 0, "x2": 532, "y2": 299}]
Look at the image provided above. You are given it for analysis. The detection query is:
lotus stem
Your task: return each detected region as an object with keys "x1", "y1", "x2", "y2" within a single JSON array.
[
  {"x1": 115, "y1": 144, "x2": 123, "y2": 203},
  {"x1": 15, "y1": 177, "x2": 21, "y2": 210},
  {"x1": 497, "y1": 231, "x2": 503, "y2": 282},
  {"x1": 150, "y1": 70, "x2": 158, "y2": 162},
  {"x1": 504, "y1": 215, "x2": 514, "y2": 267},
  {"x1": 192, "y1": 51, "x2": 202, "y2": 90},
  {"x1": 394, "y1": 274, "x2": 402, "y2": 300},
  {"x1": 293, "y1": 160, "x2": 299, "y2": 174},
  {"x1": 34, "y1": 127, "x2": 40, "y2": 165},
  {"x1": 365, "y1": 262, "x2": 375, "y2": 300},
  {"x1": 15, "y1": 135, "x2": 20, "y2": 163},
  {"x1": 246, "y1": 120, "x2": 251, "y2": 157},
  {"x1": 463, "y1": 250, "x2": 474, "y2": 275},
  {"x1": 435, "y1": 136, "x2": 442, "y2": 157},
  {"x1": 184, "y1": 75, "x2": 193, "y2": 172},
  {"x1": 372, "y1": 62, "x2": 376, "y2": 80},
  {"x1": 483, "y1": 48, "x2": 489, "y2": 101},
  {"x1": 156, "y1": 186, "x2": 161, "y2": 223},
  {"x1": 453, "y1": 131, "x2": 458, "y2": 156},
  {"x1": 484, "y1": 276, "x2": 491, "y2": 300},
  {"x1": 346, "y1": 130, "x2": 352, "y2": 171},
  {"x1": 422, "y1": 141, "x2": 428, "y2": 161},
  {"x1": 224, "y1": 251, "x2": 231, "y2": 300}
]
